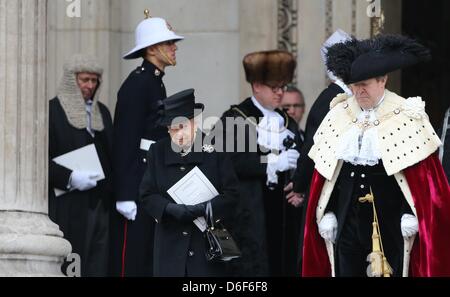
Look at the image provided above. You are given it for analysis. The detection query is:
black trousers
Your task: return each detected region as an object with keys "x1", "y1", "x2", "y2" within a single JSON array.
[
  {"x1": 335, "y1": 211, "x2": 403, "y2": 277},
  {"x1": 109, "y1": 202, "x2": 154, "y2": 277}
]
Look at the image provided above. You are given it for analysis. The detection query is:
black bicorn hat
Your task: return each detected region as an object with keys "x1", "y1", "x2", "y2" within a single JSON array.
[
  {"x1": 326, "y1": 34, "x2": 431, "y2": 84},
  {"x1": 157, "y1": 89, "x2": 204, "y2": 127}
]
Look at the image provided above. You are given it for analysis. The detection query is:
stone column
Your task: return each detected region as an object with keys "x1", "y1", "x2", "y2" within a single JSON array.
[{"x1": 0, "y1": 0, "x2": 71, "y2": 276}]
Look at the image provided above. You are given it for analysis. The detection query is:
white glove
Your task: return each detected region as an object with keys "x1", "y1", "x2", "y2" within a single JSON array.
[
  {"x1": 318, "y1": 212, "x2": 338, "y2": 243},
  {"x1": 116, "y1": 201, "x2": 137, "y2": 221},
  {"x1": 401, "y1": 214, "x2": 418, "y2": 238},
  {"x1": 69, "y1": 170, "x2": 99, "y2": 191},
  {"x1": 268, "y1": 149, "x2": 299, "y2": 172},
  {"x1": 266, "y1": 149, "x2": 300, "y2": 185}
]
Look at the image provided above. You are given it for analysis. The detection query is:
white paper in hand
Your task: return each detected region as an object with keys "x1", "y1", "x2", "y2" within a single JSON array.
[
  {"x1": 52, "y1": 144, "x2": 105, "y2": 197},
  {"x1": 167, "y1": 166, "x2": 219, "y2": 231}
]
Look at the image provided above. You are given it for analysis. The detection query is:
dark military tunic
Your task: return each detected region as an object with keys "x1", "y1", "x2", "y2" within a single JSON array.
[
  {"x1": 110, "y1": 60, "x2": 168, "y2": 277},
  {"x1": 139, "y1": 133, "x2": 239, "y2": 276},
  {"x1": 218, "y1": 98, "x2": 302, "y2": 277}
]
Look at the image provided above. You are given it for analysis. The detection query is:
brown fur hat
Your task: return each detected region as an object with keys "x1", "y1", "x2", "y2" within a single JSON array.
[{"x1": 243, "y1": 50, "x2": 296, "y2": 86}]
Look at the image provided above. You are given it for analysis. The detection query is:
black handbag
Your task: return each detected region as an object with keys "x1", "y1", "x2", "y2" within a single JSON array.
[{"x1": 204, "y1": 202, "x2": 241, "y2": 262}]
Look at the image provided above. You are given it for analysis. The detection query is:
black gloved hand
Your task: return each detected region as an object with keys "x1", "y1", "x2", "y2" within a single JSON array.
[
  {"x1": 165, "y1": 203, "x2": 206, "y2": 223},
  {"x1": 186, "y1": 203, "x2": 206, "y2": 218},
  {"x1": 165, "y1": 204, "x2": 194, "y2": 223}
]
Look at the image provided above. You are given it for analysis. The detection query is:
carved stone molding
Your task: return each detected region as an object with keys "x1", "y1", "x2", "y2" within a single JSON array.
[
  {"x1": 278, "y1": 0, "x2": 298, "y2": 84},
  {"x1": 325, "y1": 0, "x2": 333, "y2": 38}
]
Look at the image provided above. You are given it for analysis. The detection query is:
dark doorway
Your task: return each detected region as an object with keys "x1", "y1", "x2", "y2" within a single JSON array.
[{"x1": 402, "y1": 0, "x2": 450, "y2": 130}]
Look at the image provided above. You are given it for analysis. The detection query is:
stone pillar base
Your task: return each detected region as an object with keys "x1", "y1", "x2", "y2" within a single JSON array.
[{"x1": 0, "y1": 212, "x2": 72, "y2": 277}]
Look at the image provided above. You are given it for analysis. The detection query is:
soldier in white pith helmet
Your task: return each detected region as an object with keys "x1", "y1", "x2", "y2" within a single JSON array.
[{"x1": 111, "y1": 10, "x2": 184, "y2": 277}]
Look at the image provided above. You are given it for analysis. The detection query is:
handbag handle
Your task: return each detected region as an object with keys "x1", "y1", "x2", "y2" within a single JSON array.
[{"x1": 205, "y1": 201, "x2": 214, "y2": 229}]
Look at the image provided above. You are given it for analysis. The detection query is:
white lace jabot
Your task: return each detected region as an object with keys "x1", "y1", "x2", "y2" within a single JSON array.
[
  {"x1": 251, "y1": 96, "x2": 293, "y2": 151},
  {"x1": 335, "y1": 93, "x2": 386, "y2": 166}
]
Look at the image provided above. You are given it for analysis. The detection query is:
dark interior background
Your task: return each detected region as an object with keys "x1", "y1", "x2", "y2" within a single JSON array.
[{"x1": 402, "y1": 0, "x2": 450, "y2": 130}]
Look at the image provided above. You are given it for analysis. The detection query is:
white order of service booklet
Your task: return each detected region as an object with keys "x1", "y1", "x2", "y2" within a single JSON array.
[
  {"x1": 167, "y1": 166, "x2": 219, "y2": 232},
  {"x1": 52, "y1": 144, "x2": 105, "y2": 197}
]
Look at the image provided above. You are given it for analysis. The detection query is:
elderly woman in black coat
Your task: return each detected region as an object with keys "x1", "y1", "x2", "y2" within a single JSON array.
[{"x1": 139, "y1": 89, "x2": 239, "y2": 277}]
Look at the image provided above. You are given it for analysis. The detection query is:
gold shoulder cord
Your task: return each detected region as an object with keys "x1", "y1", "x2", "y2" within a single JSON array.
[{"x1": 359, "y1": 188, "x2": 393, "y2": 277}]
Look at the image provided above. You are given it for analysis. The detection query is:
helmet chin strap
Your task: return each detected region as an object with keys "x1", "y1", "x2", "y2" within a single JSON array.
[{"x1": 157, "y1": 46, "x2": 176, "y2": 66}]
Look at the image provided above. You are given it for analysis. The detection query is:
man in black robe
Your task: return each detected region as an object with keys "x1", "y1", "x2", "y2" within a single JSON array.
[
  {"x1": 217, "y1": 50, "x2": 301, "y2": 276},
  {"x1": 49, "y1": 54, "x2": 113, "y2": 277}
]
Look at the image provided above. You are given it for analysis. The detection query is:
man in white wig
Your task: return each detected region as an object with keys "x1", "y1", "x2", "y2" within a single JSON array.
[{"x1": 49, "y1": 54, "x2": 113, "y2": 277}]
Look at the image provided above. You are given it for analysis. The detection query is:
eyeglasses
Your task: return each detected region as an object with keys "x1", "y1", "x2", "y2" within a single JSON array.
[
  {"x1": 282, "y1": 104, "x2": 305, "y2": 110},
  {"x1": 266, "y1": 84, "x2": 288, "y2": 93}
]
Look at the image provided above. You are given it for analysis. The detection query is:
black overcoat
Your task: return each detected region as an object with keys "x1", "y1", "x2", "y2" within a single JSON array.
[{"x1": 139, "y1": 134, "x2": 239, "y2": 277}]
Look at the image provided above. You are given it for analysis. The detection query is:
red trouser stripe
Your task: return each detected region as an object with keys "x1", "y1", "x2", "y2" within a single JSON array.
[{"x1": 121, "y1": 219, "x2": 128, "y2": 278}]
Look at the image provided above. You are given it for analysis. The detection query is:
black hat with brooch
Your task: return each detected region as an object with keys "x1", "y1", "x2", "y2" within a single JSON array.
[
  {"x1": 326, "y1": 34, "x2": 431, "y2": 84},
  {"x1": 157, "y1": 89, "x2": 204, "y2": 127}
]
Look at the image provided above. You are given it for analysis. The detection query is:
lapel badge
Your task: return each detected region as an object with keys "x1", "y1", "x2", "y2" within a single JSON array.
[
  {"x1": 154, "y1": 69, "x2": 161, "y2": 76},
  {"x1": 202, "y1": 144, "x2": 214, "y2": 153}
]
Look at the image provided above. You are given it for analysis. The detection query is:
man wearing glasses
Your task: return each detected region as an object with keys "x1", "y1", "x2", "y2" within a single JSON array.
[
  {"x1": 218, "y1": 50, "x2": 301, "y2": 276},
  {"x1": 281, "y1": 86, "x2": 306, "y2": 133}
]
